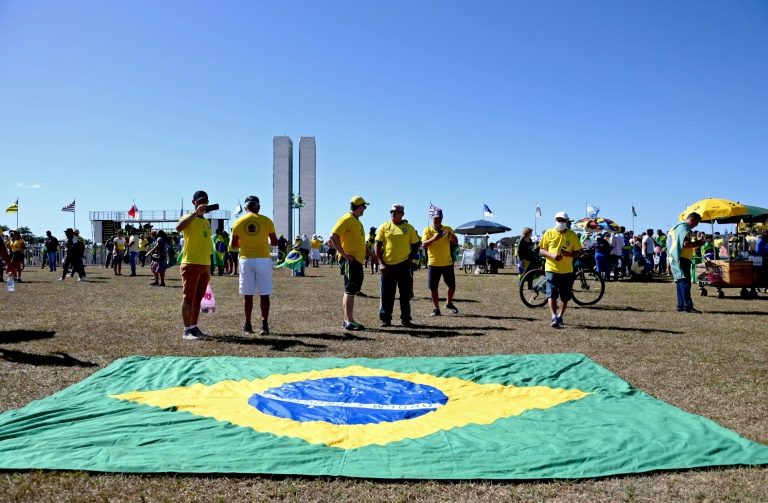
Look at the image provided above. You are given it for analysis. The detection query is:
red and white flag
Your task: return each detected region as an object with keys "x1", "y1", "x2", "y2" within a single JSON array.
[{"x1": 128, "y1": 204, "x2": 138, "y2": 218}]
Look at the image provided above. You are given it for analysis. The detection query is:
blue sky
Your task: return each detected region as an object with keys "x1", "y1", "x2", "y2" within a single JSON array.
[{"x1": 1, "y1": 1, "x2": 766, "y2": 241}]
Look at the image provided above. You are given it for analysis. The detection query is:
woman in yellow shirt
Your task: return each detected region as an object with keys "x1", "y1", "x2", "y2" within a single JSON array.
[{"x1": 9, "y1": 230, "x2": 26, "y2": 282}]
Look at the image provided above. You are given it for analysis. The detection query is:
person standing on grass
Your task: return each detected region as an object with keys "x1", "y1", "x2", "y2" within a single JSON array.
[
  {"x1": 59, "y1": 228, "x2": 86, "y2": 282},
  {"x1": 538, "y1": 212, "x2": 582, "y2": 328},
  {"x1": 422, "y1": 208, "x2": 459, "y2": 317},
  {"x1": 126, "y1": 229, "x2": 140, "y2": 277},
  {"x1": 176, "y1": 190, "x2": 214, "y2": 341},
  {"x1": 44, "y1": 230, "x2": 59, "y2": 272},
  {"x1": 147, "y1": 230, "x2": 168, "y2": 287},
  {"x1": 230, "y1": 195, "x2": 278, "y2": 336},
  {"x1": 642, "y1": 229, "x2": 656, "y2": 275},
  {"x1": 112, "y1": 230, "x2": 126, "y2": 276},
  {"x1": 375, "y1": 203, "x2": 421, "y2": 328},
  {"x1": 668, "y1": 212, "x2": 706, "y2": 314},
  {"x1": 8, "y1": 230, "x2": 25, "y2": 282},
  {"x1": 330, "y1": 196, "x2": 372, "y2": 332},
  {"x1": 138, "y1": 234, "x2": 149, "y2": 267}
]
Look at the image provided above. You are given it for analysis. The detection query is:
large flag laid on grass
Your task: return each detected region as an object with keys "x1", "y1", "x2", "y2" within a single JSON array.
[{"x1": 0, "y1": 354, "x2": 766, "y2": 478}]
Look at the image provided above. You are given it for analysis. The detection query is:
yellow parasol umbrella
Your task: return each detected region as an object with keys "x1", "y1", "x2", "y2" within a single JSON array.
[{"x1": 678, "y1": 198, "x2": 747, "y2": 223}]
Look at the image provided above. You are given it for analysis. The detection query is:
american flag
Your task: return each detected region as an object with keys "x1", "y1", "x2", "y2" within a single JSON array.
[
  {"x1": 61, "y1": 200, "x2": 75, "y2": 212},
  {"x1": 428, "y1": 202, "x2": 442, "y2": 218}
]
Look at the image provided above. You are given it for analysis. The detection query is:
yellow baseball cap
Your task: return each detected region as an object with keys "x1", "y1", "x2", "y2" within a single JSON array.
[{"x1": 350, "y1": 196, "x2": 370, "y2": 206}]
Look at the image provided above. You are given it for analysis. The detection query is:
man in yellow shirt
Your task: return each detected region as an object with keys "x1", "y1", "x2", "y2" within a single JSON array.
[
  {"x1": 330, "y1": 195, "x2": 372, "y2": 332},
  {"x1": 138, "y1": 234, "x2": 149, "y2": 267},
  {"x1": 310, "y1": 234, "x2": 323, "y2": 267},
  {"x1": 176, "y1": 190, "x2": 214, "y2": 340},
  {"x1": 231, "y1": 195, "x2": 278, "y2": 336},
  {"x1": 422, "y1": 208, "x2": 459, "y2": 316},
  {"x1": 538, "y1": 212, "x2": 583, "y2": 328},
  {"x1": 375, "y1": 204, "x2": 421, "y2": 328}
]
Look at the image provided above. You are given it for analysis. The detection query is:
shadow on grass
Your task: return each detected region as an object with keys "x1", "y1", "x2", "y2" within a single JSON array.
[
  {"x1": 461, "y1": 314, "x2": 538, "y2": 321},
  {"x1": 0, "y1": 349, "x2": 98, "y2": 367},
  {"x1": 0, "y1": 330, "x2": 56, "y2": 344},
  {"x1": 373, "y1": 326, "x2": 485, "y2": 338},
  {"x1": 704, "y1": 310, "x2": 768, "y2": 316},
  {"x1": 283, "y1": 333, "x2": 375, "y2": 342},
  {"x1": 214, "y1": 336, "x2": 327, "y2": 352},
  {"x1": 571, "y1": 325, "x2": 684, "y2": 334},
  {"x1": 576, "y1": 305, "x2": 645, "y2": 312}
]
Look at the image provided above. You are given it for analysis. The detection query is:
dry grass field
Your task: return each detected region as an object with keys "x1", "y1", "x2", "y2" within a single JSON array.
[{"x1": 0, "y1": 263, "x2": 766, "y2": 502}]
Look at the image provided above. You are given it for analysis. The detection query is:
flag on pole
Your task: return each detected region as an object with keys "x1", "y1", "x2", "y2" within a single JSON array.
[
  {"x1": 483, "y1": 204, "x2": 494, "y2": 218},
  {"x1": 128, "y1": 204, "x2": 138, "y2": 219},
  {"x1": 587, "y1": 205, "x2": 600, "y2": 218},
  {"x1": 429, "y1": 202, "x2": 442, "y2": 218},
  {"x1": 5, "y1": 199, "x2": 18, "y2": 213},
  {"x1": 535, "y1": 205, "x2": 542, "y2": 219},
  {"x1": 292, "y1": 195, "x2": 305, "y2": 208},
  {"x1": 61, "y1": 200, "x2": 76, "y2": 212},
  {"x1": 233, "y1": 202, "x2": 244, "y2": 219},
  {"x1": 631, "y1": 206, "x2": 637, "y2": 217}
]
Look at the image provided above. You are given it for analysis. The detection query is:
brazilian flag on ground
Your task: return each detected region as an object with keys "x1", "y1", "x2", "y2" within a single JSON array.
[{"x1": 0, "y1": 354, "x2": 766, "y2": 478}]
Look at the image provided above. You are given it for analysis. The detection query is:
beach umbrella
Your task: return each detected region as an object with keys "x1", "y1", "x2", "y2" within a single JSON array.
[
  {"x1": 678, "y1": 198, "x2": 747, "y2": 223},
  {"x1": 714, "y1": 204, "x2": 768, "y2": 224},
  {"x1": 454, "y1": 220, "x2": 511, "y2": 235},
  {"x1": 573, "y1": 217, "x2": 621, "y2": 233}
]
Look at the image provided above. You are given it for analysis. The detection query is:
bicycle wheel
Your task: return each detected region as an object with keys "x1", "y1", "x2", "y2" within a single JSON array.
[
  {"x1": 571, "y1": 269, "x2": 605, "y2": 305},
  {"x1": 519, "y1": 269, "x2": 548, "y2": 308},
  {"x1": 463, "y1": 264, "x2": 473, "y2": 274}
]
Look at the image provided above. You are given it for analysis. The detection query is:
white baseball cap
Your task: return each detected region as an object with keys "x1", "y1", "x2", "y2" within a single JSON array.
[{"x1": 554, "y1": 212, "x2": 573, "y2": 221}]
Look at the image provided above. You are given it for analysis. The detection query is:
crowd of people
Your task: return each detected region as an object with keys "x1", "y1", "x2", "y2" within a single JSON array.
[{"x1": 3, "y1": 192, "x2": 767, "y2": 339}]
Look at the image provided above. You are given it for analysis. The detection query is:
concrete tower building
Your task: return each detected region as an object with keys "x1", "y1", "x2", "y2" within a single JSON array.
[
  {"x1": 273, "y1": 136, "x2": 293, "y2": 238},
  {"x1": 299, "y1": 137, "x2": 316, "y2": 236}
]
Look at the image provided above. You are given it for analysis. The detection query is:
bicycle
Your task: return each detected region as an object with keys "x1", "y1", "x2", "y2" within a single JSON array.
[{"x1": 518, "y1": 253, "x2": 605, "y2": 308}]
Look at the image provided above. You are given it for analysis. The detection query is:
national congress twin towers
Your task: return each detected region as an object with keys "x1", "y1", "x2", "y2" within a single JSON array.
[{"x1": 273, "y1": 136, "x2": 316, "y2": 240}]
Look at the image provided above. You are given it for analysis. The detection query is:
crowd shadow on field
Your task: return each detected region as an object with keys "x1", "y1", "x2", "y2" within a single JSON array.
[
  {"x1": 215, "y1": 335, "x2": 328, "y2": 353},
  {"x1": 0, "y1": 329, "x2": 99, "y2": 367},
  {"x1": 575, "y1": 305, "x2": 646, "y2": 312},
  {"x1": 461, "y1": 314, "x2": 538, "y2": 322},
  {"x1": 570, "y1": 324, "x2": 684, "y2": 335},
  {"x1": 0, "y1": 348, "x2": 98, "y2": 367}
]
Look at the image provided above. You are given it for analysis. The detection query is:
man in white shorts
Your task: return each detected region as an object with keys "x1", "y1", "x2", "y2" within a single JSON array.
[{"x1": 230, "y1": 195, "x2": 278, "y2": 335}]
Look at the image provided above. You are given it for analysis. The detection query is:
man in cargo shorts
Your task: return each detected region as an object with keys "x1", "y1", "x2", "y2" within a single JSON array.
[{"x1": 176, "y1": 190, "x2": 213, "y2": 340}]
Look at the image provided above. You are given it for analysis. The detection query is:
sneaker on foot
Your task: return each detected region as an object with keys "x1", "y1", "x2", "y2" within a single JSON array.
[
  {"x1": 183, "y1": 328, "x2": 208, "y2": 340},
  {"x1": 685, "y1": 308, "x2": 703, "y2": 314},
  {"x1": 556, "y1": 316, "x2": 564, "y2": 327},
  {"x1": 378, "y1": 320, "x2": 391, "y2": 328},
  {"x1": 192, "y1": 327, "x2": 211, "y2": 338},
  {"x1": 57, "y1": 278, "x2": 65, "y2": 282},
  {"x1": 150, "y1": 282, "x2": 159, "y2": 286},
  {"x1": 260, "y1": 321, "x2": 270, "y2": 335},
  {"x1": 550, "y1": 318, "x2": 560, "y2": 328},
  {"x1": 343, "y1": 320, "x2": 365, "y2": 331},
  {"x1": 77, "y1": 277, "x2": 85, "y2": 282},
  {"x1": 243, "y1": 321, "x2": 254, "y2": 334},
  {"x1": 444, "y1": 303, "x2": 459, "y2": 314},
  {"x1": 431, "y1": 309, "x2": 442, "y2": 316}
]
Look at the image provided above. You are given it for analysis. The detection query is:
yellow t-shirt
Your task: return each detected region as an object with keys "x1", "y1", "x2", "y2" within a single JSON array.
[
  {"x1": 422, "y1": 225, "x2": 455, "y2": 267},
  {"x1": 539, "y1": 228, "x2": 582, "y2": 274},
  {"x1": 139, "y1": 238, "x2": 148, "y2": 252},
  {"x1": 231, "y1": 213, "x2": 275, "y2": 259},
  {"x1": 311, "y1": 238, "x2": 322, "y2": 250},
  {"x1": 331, "y1": 212, "x2": 366, "y2": 263},
  {"x1": 376, "y1": 221, "x2": 420, "y2": 265},
  {"x1": 113, "y1": 237, "x2": 126, "y2": 251},
  {"x1": 10, "y1": 239, "x2": 25, "y2": 253},
  {"x1": 179, "y1": 213, "x2": 211, "y2": 265}
]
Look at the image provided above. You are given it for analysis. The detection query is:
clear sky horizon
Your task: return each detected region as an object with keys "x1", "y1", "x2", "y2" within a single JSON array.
[{"x1": 1, "y1": 1, "x2": 766, "y2": 242}]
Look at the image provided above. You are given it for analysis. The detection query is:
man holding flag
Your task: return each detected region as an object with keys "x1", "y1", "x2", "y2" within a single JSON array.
[{"x1": 230, "y1": 195, "x2": 278, "y2": 336}]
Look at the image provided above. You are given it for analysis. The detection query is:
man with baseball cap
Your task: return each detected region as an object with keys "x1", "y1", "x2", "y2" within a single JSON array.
[
  {"x1": 176, "y1": 190, "x2": 214, "y2": 340},
  {"x1": 538, "y1": 212, "x2": 582, "y2": 328},
  {"x1": 230, "y1": 195, "x2": 278, "y2": 335},
  {"x1": 422, "y1": 207, "x2": 459, "y2": 316},
  {"x1": 330, "y1": 195, "x2": 373, "y2": 331}
]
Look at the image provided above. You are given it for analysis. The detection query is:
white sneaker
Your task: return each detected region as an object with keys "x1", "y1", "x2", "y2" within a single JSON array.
[
  {"x1": 57, "y1": 278, "x2": 65, "y2": 281},
  {"x1": 77, "y1": 277, "x2": 85, "y2": 282},
  {"x1": 183, "y1": 327, "x2": 211, "y2": 340}
]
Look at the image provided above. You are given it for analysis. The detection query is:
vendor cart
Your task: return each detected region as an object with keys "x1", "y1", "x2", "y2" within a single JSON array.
[{"x1": 696, "y1": 258, "x2": 764, "y2": 299}]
